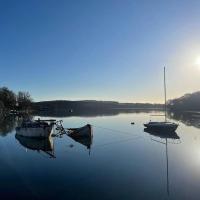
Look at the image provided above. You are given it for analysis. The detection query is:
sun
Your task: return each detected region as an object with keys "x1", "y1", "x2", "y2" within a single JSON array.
[{"x1": 195, "y1": 56, "x2": 200, "y2": 69}]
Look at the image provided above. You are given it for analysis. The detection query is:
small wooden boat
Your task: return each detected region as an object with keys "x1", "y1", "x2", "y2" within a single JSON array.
[
  {"x1": 16, "y1": 119, "x2": 56, "y2": 138},
  {"x1": 67, "y1": 124, "x2": 93, "y2": 149},
  {"x1": 67, "y1": 124, "x2": 92, "y2": 138}
]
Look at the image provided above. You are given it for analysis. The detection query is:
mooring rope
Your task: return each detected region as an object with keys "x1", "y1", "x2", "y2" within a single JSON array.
[
  {"x1": 94, "y1": 135, "x2": 143, "y2": 148},
  {"x1": 90, "y1": 124, "x2": 144, "y2": 148},
  {"x1": 91, "y1": 124, "x2": 139, "y2": 136}
]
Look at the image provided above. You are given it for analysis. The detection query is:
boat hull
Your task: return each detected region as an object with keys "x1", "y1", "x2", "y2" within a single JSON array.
[
  {"x1": 67, "y1": 124, "x2": 93, "y2": 149},
  {"x1": 16, "y1": 126, "x2": 53, "y2": 138},
  {"x1": 68, "y1": 124, "x2": 92, "y2": 138},
  {"x1": 144, "y1": 123, "x2": 178, "y2": 132}
]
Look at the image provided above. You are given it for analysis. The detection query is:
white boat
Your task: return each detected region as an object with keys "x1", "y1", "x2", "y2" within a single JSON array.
[
  {"x1": 144, "y1": 67, "x2": 178, "y2": 132},
  {"x1": 16, "y1": 119, "x2": 55, "y2": 138}
]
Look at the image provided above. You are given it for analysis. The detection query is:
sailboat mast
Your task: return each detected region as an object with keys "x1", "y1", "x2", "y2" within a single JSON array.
[{"x1": 164, "y1": 67, "x2": 167, "y2": 122}]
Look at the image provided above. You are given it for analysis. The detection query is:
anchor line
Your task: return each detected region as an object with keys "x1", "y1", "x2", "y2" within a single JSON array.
[
  {"x1": 94, "y1": 135, "x2": 143, "y2": 148},
  {"x1": 91, "y1": 124, "x2": 139, "y2": 136}
]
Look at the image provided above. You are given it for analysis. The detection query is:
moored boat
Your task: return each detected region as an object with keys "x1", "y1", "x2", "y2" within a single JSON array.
[
  {"x1": 16, "y1": 119, "x2": 56, "y2": 138},
  {"x1": 144, "y1": 67, "x2": 178, "y2": 132},
  {"x1": 67, "y1": 124, "x2": 92, "y2": 138},
  {"x1": 67, "y1": 124, "x2": 93, "y2": 149},
  {"x1": 144, "y1": 121, "x2": 178, "y2": 132}
]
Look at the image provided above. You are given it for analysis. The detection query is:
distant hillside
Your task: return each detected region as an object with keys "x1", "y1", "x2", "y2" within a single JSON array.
[
  {"x1": 31, "y1": 100, "x2": 163, "y2": 115},
  {"x1": 168, "y1": 91, "x2": 200, "y2": 111}
]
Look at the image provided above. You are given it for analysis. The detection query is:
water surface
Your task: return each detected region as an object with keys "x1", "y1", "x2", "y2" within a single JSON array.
[{"x1": 0, "y1": 111, "x2": 200, "y2": 200}]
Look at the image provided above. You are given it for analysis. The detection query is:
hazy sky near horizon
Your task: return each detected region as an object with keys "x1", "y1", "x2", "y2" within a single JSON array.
[{"x1": 1, "y1": 0, "x2": 200, "y2": 103}]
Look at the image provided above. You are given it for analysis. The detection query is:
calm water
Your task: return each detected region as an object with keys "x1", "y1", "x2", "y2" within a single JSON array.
[{"x1": 1, "y1": 111, "x2": 200, "y2": 200}]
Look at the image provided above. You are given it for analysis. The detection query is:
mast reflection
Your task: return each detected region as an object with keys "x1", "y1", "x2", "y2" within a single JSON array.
[{"x1": 144, "y1": 128, "x2": 180, "y2": 196}]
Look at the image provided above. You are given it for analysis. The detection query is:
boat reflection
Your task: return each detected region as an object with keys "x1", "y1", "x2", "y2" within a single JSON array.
[
  {"x1": 144, "y1": 128, "x2": 180, "y2": 139},
  {"x1": 15, "y1": 135, "x2": 55, "y2": 158},
  {"x1": 0, "y1": 115, "x2": 18, "y2": 136},
  {"x1": 144, "y1": 128, "x2": 180, "y2": 196}
]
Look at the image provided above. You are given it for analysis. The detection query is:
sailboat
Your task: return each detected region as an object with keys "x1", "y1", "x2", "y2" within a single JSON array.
[{"x1": 144, "y1": 67, "x2": 178, "y2": 132}]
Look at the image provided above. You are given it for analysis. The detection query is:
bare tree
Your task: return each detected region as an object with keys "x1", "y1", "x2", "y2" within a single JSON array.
[{"x1": 17, "y1": 91, "x2": 33, "y2": 110}]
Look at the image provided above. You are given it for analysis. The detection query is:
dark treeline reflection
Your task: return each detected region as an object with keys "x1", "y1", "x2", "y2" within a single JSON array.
[
  {"x1": 33, "y1": 108, "x2": 158, "y2": 118},
  {"x1": 0, "y1": 115, "x2": 19, "y2": 136},
  {"x1": 168, "y1": 111, "x2": 200, "y2": 129},
  {"x1": 0, "y1": 115, "x2": 31, "y2": 136}
]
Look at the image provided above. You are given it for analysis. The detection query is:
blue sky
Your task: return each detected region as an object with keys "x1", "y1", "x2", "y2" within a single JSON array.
[{"x1": 1, "y1": 0, "x2": 200, "y2": 103}]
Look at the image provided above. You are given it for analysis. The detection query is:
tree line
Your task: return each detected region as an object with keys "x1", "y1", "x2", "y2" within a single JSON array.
[
  {"x1": 0, "y1": 87, "x2": 33, "y2": 113},
  {"x1": 168, "y1": 91, "x2": 200, "y2": 111}
]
